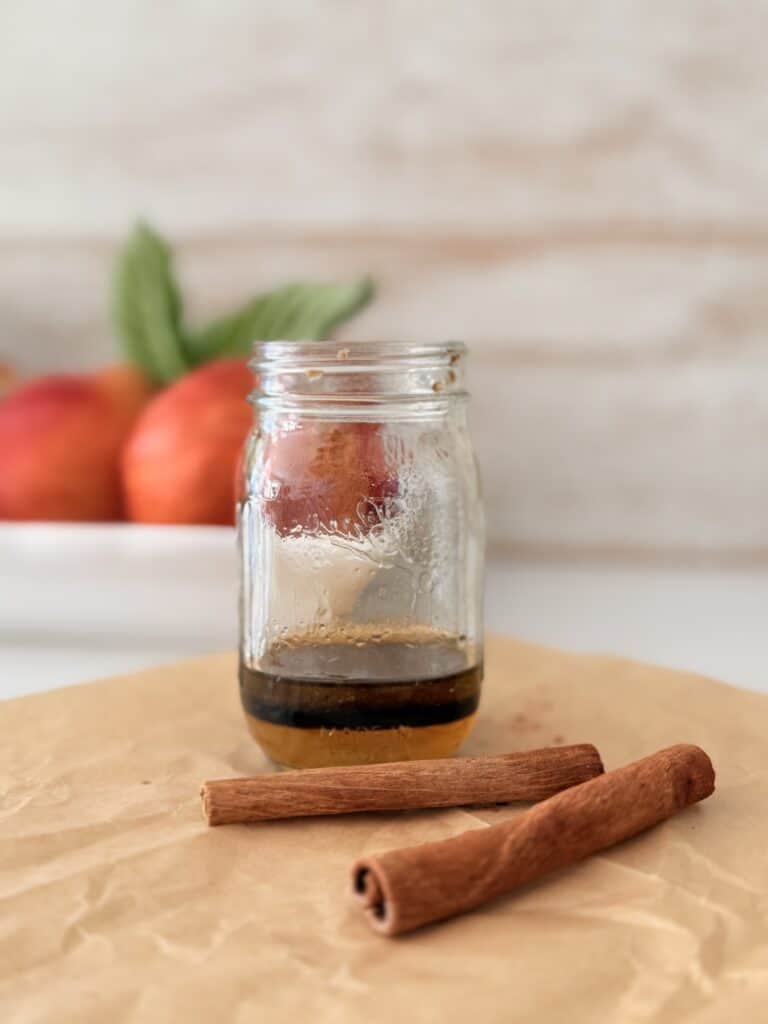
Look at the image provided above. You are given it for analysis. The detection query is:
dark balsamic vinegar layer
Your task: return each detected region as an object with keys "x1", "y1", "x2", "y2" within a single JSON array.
[{"x1": 240, "y1": 635, "x2": 482, "y2": 732}]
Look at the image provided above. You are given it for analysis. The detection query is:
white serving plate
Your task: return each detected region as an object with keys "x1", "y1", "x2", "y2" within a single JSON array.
[{"x1": 0, "y1": 523, "x2": 238, "y2": 699}]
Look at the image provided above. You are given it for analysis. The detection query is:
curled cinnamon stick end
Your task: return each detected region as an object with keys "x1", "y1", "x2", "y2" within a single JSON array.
[
  {"x1": 201, "y1": 744, "x2": 603, "y2": 826},
  {"x1": 352, "y1": 743, "x2": 715, "y2": 936}
]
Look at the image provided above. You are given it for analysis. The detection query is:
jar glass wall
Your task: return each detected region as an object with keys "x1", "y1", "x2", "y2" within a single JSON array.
[{"x1": 239, "y1": 341, "x2": 484, "y2": 768}]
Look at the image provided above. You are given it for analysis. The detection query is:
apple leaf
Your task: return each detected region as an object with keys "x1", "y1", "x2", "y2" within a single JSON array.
[
  {"x1": 112, "y1": 222, "x2": 375, "y2": 382},
  {"x1": 112, "y1": 222, "x2": 191, "y2": 384},
  {"x1": 186, "y1": 278, "x2": 375, "y2": 362}
]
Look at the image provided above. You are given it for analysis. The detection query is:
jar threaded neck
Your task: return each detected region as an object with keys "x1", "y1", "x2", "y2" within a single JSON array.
[{"x1": 250, "y1": 341, "x2": 467, "y2": 415}]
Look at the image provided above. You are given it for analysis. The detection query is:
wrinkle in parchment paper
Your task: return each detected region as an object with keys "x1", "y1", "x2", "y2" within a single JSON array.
[{"x1": 1, "y1": 635, "x2": 767, "y2": 1023}]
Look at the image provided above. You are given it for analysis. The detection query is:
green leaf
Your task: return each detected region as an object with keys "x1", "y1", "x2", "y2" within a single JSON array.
[
  {"x1": 112, "y1": 221, "x2": 376, "y2": 381},
  {"x1": 187, "y1": 278, "x2": 375, "y2": 362},
  {"x1": 112, "y1": 222, "x2": 191, "y2": 384}
]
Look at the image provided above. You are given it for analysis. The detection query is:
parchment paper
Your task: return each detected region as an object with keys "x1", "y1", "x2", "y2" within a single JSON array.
[{"x1": 1, "y1": 635, "x2": 766, "y2": 1023}]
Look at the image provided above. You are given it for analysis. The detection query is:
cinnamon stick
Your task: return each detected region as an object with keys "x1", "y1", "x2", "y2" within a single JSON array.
[
  {"x1": 352, "y1": 743, "x2": 715, "y2": 936},
  {"x1": 201, "y1": 744, "x2": 604, "y2": 826}
]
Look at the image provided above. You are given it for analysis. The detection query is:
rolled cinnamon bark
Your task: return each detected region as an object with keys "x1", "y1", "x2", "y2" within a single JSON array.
[
  {"x1": 352, "y1": 743, "x2": 715, "y2": 936},
  {"x1": 201, "y1": 744, "x2": 603, "y2": 825}
]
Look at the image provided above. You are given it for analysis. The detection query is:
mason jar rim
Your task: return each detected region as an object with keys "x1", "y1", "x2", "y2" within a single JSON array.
[
  {"x1": 250, "y1": 340, "x2": 466, "y2": 373},
  {"x1": 249, "y1": 341, "x2": 469, "y2": 418}
]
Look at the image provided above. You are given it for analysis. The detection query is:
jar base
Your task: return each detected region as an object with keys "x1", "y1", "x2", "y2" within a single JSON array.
[{"x1": 244, "y1": 711, "x2": 478, "y2": 769}]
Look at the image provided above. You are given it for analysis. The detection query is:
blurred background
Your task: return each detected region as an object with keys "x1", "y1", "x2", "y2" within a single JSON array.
[{"x1": 2, "y1": 1, "x2": 767, "y2": 694}]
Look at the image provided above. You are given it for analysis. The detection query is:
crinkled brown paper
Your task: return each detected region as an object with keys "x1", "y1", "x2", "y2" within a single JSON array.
[{"x1": 2, "y1": 635, "x2": 767, "y2": 1022}]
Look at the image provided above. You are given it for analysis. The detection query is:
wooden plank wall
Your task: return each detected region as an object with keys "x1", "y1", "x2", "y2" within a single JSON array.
[{"x1": 2, "y1": 1, "x2": 767, "y2": 561}]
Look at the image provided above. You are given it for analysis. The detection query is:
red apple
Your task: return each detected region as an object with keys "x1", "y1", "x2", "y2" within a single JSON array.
[
  {"x1": 123, "y1": 357, "x2": 396, "y2": 529},
  {"x1": 0, "y1": 364, "x2": 152, "y2": 521},
  {"x1": 262, "y1": 420, "x2": 394, "y2": 535},
  {"x1": 122, "y1": 357, "x2": 254, "y2": 525}
]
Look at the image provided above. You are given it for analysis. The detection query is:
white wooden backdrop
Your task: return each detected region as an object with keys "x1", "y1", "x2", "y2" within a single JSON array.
[{"x1": 2, "y1": 0, "x2": 768, "y2": 561}]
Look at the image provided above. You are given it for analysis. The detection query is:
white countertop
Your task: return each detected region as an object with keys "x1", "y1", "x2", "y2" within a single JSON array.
[
  {"x1": 486, "y1": 562, "x2": 767, "y2": 694},
  {"x1": 1, "y1": 524, "x2": 765, "y2": 700}
]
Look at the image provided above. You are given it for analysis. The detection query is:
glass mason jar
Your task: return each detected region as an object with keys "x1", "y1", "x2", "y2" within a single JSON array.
[{"x1": 239, "y1": 341, "x2": 484, "y2": 768}]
